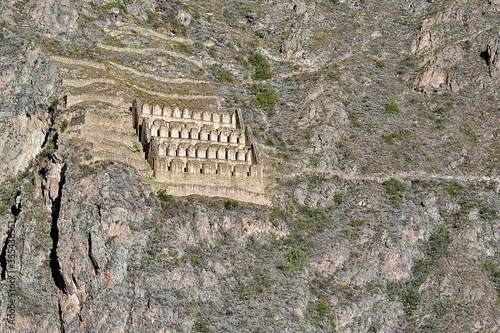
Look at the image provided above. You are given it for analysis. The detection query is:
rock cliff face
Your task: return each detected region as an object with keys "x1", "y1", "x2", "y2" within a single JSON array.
[
  {"x1": 0, "y1": 0, "x2": 499, "y2": 332},
  {"x1": 0, "y1": 41, "x2": 60, "y2": 181}
]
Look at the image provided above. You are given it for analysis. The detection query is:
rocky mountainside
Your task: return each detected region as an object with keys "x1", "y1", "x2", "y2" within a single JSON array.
[{"x1": 0, "y1": 0, "x2": 499, "y2": 332}]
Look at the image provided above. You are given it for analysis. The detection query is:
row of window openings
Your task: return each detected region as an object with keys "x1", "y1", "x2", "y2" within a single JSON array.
[
  {"x1": 146, "y1": 110, "x2": 236, "y2": 123},
  {"x1": 166, "y1": 166, "x2": 251, "y2": 176},
  {"x1": 164, "y1": 149, "x2": 249, "y2": 160},
  {"x1": 156, "y1": 130, "x2": 243, "y2": 143}
]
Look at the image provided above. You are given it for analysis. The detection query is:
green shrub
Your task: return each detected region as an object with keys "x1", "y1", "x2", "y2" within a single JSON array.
[
  {"x1": 277, "y1": 152, "x2": 291, "y2": 162},
  {"x1": 270, "y1": 207, "x2": 288, "y2": 224},
  {"x1": 236, "y1": 269, "x2": 273, "y2": 300},
  {"x1": 397, "y1": 55, "x2": 416, "y2": 75},
  {"x1": 236, "y1": 284, "x2": 252, "y2": 300},
  {"x1": 49, "y1": 99, "x2": 59, "y2": 112},
  {"x1": 248, "y1": 53, "x2": 273, "y2": 80},
  {"x1": 186, "y1": 245, "x2": 204, "y2": 266},
  {"x1": 310, "y1": 156, "x2": 320, "y2": 167},
  {"x1": 322, "y1": 63, "x2": 340, "y2": 81},
  {"x1": 479, "y1": 206, "x2": 498, "y2": 220},
  {"x1": 366, "y1": 281, "x2": 380, "y2": 293},
  {"x1": 223, "y1": 200, "x2": 239, "y2": 210},
  {"x1": 0, "y1": 183, "x2": 18, "y2": 214},
  {"x1": 446, "y1": 181, "x2": 463, "y2": 196},
  {"x1": 382, "y1": 178, "x2": 405, "y2": 204},
  {"x1": 177, "y1": 42, "x2": 193, "y2": 54},
  {"x1": 250, "y1": 83, "x2": 278, "y2": 110},
  {"x1": 424, "y1": 226, "x2": 449, "y2": 259},
  {"x1": 60, "y1": 119, "x2": 68, "y2": 132},
  {"x1": 313, "y1": 301, "x2": 329, "y2": 317},
  {"x1": 157, "y1": 194, "x2": 194, "y2": 218},
  {"x1": 484, "y1": 262, "x2": 500, "y2": 297},
  {"x1": 104, "y1": 2, "x2": 127, "y2": 13},
  {"x1": 212, "y1": 65, "x2": 234, "y2": 83},
  {"x1": 486, "y1": 181, "x2": 497, "y2": 190},
  {"x1": 375, "y1": 60, "x2": 385, "y2": 68},
  {"x1": 169, "y1": 19, "x2": 188, "y2": 36},
  {"x1": 333, "y1": 192, "x2": 344, "y2": 206},
  {"x1": 265, "y1": 137, "x2": 275, "y2": 146},
  {"x1": 157, "y1": 189, "x2": 173, "y2": 202},
  {"x1": 308, "y1": 300, "x2": 334, "y2": 329},
  {"x1": 193, "y1": 9, "x2": 201, "y2": 20},
  {"x1": 193, "y1": 320, "x2": 210, "y2": 333},
  {"x1": 279, "y1": 247, "x2": 306, "y2": 270},
  {"x1": 384, "y1": 100, "x2": 400, "y2": 114},
  {"x1": 434, "y1": 106, "x2": 449, "y2": 114},
  {"x1": 307, "y1": 175, "x2": 326, "y2": 191},
  {"x1": 216, "y1": 68, "x2": 234, "y2": 83},
  {"x1": 401, "y1": 288, "x2": 421, "y2": 314},
  {"x1": 434, "y1": 298, "x2": 455, "y2": 317},
  {"x1": 40, "y1": 142, "x2": 56, "y2": 159},
  {"x1": 384, "y1": 130, "x2": 407, "y2": 144},
  {"x1": 412, "y1": 226, "x2": 451, "y2": 284},
  {"x1": 297, "y1": 206, "x2": 332, "y2": 232},
  {"x1": 368, "y1": 324, "x2": 381, "y2": 333},
  {"x1": 386, "y1": 281, "x2": 401, "y2": 302}
]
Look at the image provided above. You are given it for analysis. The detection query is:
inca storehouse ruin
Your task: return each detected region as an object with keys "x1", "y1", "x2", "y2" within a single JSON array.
[{"x1": 132, "y1": 100, "x2": 269, "y2": 205}]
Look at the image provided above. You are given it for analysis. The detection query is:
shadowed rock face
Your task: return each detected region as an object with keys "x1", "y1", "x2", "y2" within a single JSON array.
[
  {"x1": 0, "y1": 0, "x2": 499, "y2": 332},
  {"x1": 0, "y1": 42, "x2": 60, "y2": 181}
]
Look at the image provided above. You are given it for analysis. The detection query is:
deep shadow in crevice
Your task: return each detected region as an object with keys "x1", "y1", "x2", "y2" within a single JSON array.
[
  {"x1": 50, "y1": 163, "x2": 67, "y2": 293},
  {"x1": 40, "y1": 109, "x2": 57, "y2": 149},
  {"x1": 480, "y1": 50, "x2": 490, "y2": 66},
  {"x1": 0, "y1": 194, "x2": 21, "y2": 280},
  {"x1": 88, "y1": 232, "x2": 99, "y2": 275},
  {"x1": 0, "y1": 238, "x2": 8, "y2": 280},
  {"x1": 11, "y1": 195, "x2": 21, "y2": 216}
]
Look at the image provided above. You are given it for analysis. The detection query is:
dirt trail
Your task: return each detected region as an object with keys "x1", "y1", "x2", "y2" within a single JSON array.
[
  {"x1": 288, "y1": 169, "x2": 500, "y2": 184},
  {"x1": 107, "y1": 61, "x2": 207, "y2": 84},
  {"x1": 51, "y1": 56, "x2": 106, "y2": 69},
  {"x1": 120, "y1": 25, "x2": 195, "y2": 44},
  {"x1": 97, "y1": 43, "x2": 204, "y2": 68},
  {"x1": 62, "y1": 78, "x2": 117, "y2": 87},
  {"x1": 130, "y1": 84, "x2": 220, "y2": 101}
]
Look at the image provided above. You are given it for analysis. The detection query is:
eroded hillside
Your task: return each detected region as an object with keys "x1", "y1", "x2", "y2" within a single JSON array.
[{"x1": 0, "y1": 0, "x2": 499, "y2": 332}]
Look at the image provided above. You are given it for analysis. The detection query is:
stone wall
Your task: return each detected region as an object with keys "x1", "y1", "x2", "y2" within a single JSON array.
[
  {"x1": 149, "y1": 184, "x2": 271, "y2": 206},
  {"x1": 140, "y1": 103, "x2": 241, "y2": 127},
  {"x1": 132, "y1": 99, "x2": 266, "y2": 198}
]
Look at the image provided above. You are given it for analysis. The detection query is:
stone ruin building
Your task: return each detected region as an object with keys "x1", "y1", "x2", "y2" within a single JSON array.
[{"x1": 132, "y1": 100, "x2": 269, "y2": 205}]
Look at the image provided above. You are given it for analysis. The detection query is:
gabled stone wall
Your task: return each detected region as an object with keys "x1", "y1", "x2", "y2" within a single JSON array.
[{"x1": 132, "y1": 99, "x2": 266, "y2": 199}]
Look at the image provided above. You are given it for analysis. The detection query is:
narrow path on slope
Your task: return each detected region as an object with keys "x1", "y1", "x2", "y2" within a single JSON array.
[
  {"x1": 107, "y1": 61, "x2": 207, "y2": 84},
  {"x1": 283, "y1": 169, "x2": 500, "y2": 184},
  {"x1": 130, "y1": 84, "x2": 220, "y2": 102},
  {"x1": 97, "y1": 43, "x2": 204, "y2": 69},
  {"x1": 63, "y1": 78, "x2": 117, "y2": 87},
  {"x1": 119, "y1": 25, "x2": 195, "y2": 44},
  {"x1": 66, "y1": 95, "x2": 123, "y2": 107},
  {"x1": 50, "y1": 56, "x2": 106, "y2": 69}
]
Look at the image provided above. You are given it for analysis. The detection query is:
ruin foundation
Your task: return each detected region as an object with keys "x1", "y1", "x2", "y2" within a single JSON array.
[{"x1": 132, "y1": 99, "x2": 270, "y2": 205}]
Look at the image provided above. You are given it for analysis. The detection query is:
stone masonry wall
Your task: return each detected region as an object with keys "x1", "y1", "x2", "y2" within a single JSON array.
[{"x1": 132, "y1": 99, "x2": 265, "y2": 197}]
